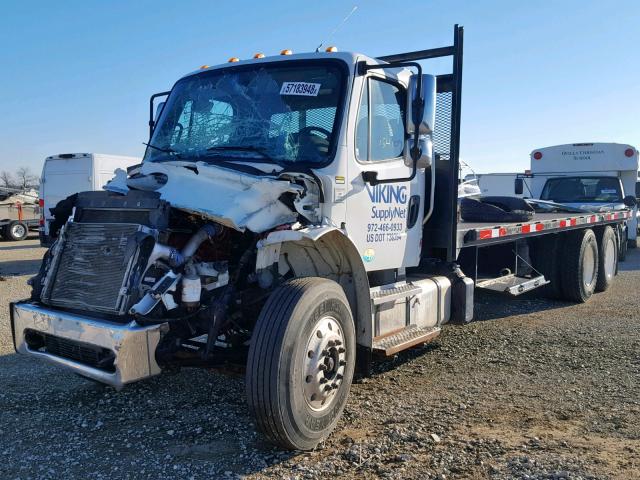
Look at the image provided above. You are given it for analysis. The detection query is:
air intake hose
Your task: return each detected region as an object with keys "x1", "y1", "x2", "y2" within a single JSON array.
[{"x1": 181, "y1": 224, "x2": 222, "y2": 260}]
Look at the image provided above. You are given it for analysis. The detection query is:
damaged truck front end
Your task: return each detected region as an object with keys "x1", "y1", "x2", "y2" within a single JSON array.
[{"x1": 12, "y1": 161, "x2": 324, "y2": 388}]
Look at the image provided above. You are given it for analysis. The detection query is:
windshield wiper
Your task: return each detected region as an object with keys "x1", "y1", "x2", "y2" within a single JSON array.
[
  {"x1": 204, "y1": 145, "x2": 285, "y2": 166},
  {"x1": 143, "y1": 142, "x2": 182, "y2": 157}
]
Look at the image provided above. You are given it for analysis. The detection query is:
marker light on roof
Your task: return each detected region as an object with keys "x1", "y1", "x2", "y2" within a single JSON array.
[
  {"x1": 199, "y1": 65, "x2": 209, "y2": 69},
  {"x1": 325, "y1": 46, "x2": 338, "y2": 52},
  {"x1": 228, "y1": 57, "x2": 240, "y2": 63},
  {"x1": 533, "y1": 151, "x2": 543, "y2": 160},
  {"x1": 253, "y1": 53, "x2": 265, "y2": 59},
  {"x1": 625, "y1": 148, "x2": 635, "y2": 157},
  {"x1": 280, "y1": 49, "x2": 293, "y2": 55}
]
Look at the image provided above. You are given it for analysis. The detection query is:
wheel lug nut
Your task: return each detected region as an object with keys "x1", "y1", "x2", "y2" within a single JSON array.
[
  {"x1": 339, "y1": 360, "x2": 346, "y2": 366},
  {"x1": 320, "y1": 378, "x2": 327, "y2": 384},
  {"x1": 327, "y1": 340, "x2": 335, "y2": 347},
  {"x1": 336, "y1": 374, "x2": 343, "y2": 380},
  {"x1": 321, "y1": 349, "x2": 330, "y2": 356},
  {"x1": 318, "y1": 364, "x2": 327, "y2": 371},
  {"x1": 323, "y1": 385, "x2": 332, "y2": 392},
  {"x1": 338, "y1": 347, "x2": 346, "y2": 354},
  {"x1": 332, "y1": 383, "x2": 339, "y2": 389},
  {"x1": 334, "y1": 340, "x2": 342, "y2": 346}
]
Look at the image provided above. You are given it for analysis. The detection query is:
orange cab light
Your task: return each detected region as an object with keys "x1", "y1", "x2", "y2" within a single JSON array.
[
  {"x1": 228, "y1": 57, "x2": 240, "y2": 63},
  {"x1": 280, "y1": 49, "x2": 293, "y2": 55},
  {"x1": 199, "y1": 65, "x2": 209, "y2": 69},
  {"x1": 253, "y1": 52, "x2": 265, "y2": 59},
  {"x1": 325, "y1": 46, "x2": 338, "y2": 53}
]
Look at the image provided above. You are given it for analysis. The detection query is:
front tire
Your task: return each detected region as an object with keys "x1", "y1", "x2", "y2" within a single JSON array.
[
  {"x1": 246, "y1": 277, "x2": 355, "y2": 450},
  {"x1": 560, "y1": 229, "x2": 599, "y2": 303},
  {"x1": 595, "y1": 226, "x2": 617, "y2": 292}
]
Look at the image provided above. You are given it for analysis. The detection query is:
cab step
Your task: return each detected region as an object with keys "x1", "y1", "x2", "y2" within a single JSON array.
[
  {"x1": 476, "y1": 273, "x2": 548, "y2": 296},
  {"x1": 371, "y1": 282, "x2": 422, "y2": 305},
  {"x1": 372, "y1": 325, "x2": 441, "y2": 356}
]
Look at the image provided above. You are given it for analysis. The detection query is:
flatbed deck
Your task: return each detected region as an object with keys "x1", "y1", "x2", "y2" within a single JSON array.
[{"x1": 457, "y1": 210, "x2": 631, "y2": 247}]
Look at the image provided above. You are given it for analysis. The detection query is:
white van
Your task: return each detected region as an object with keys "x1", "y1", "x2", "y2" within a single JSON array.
[
  {"x1": 527, "y1": 143, "x2": 639, "y2": 246},
  {"x1": 466, "y1": 172, "x2": 528, "y2": 197},
  {"x1": 39, "y1": 153, "x2": 140, "y2": 245}
]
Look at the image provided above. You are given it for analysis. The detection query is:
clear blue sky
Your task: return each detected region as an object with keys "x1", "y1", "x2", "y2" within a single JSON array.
[{"x1": 1, "y1": 0, "x2": 638, "y2": 176}]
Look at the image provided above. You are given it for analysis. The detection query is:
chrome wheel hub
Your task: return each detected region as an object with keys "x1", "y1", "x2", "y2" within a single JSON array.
[
  {"x1": 604, "y1": 237, "x2": 616, "y2": 280},
  {"x1": 303, "y1": 315, "x2": 347, "y2": 412},
  {"x1": 11, "y1": 224, "x2": 26, "y2": 238},
  {"x1": 583, "y1": 244, "x2": 596, "y2": 287}
]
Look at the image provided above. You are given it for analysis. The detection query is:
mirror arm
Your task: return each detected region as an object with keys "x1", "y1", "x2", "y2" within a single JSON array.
[{"x1": 149, "y1": 91, "x2": 171, "y2": 139}]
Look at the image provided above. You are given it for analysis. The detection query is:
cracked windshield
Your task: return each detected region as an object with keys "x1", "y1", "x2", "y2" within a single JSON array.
[{"x1": 145, "y1": 62, "x2": 345, "y2": 165}]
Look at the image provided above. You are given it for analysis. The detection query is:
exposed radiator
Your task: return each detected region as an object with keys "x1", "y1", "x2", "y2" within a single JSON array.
[{"x1": 41, "y1": 222, "x2": 150, "y2": 315}]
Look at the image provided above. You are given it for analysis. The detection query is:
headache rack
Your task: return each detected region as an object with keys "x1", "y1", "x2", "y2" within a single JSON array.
[{"x1": 378, "y1": 24, "x2": 464, "y2": 263}]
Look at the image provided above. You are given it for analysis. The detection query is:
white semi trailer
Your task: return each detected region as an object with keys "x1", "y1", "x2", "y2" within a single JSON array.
[{"x1": 10, "y1": 26, "x2": 635, "y2": 450}]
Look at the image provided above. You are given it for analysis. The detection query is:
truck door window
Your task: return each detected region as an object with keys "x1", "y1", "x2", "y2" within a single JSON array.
[{"x1": 355, "y1": 78, "x2": 406, "y2": 162}]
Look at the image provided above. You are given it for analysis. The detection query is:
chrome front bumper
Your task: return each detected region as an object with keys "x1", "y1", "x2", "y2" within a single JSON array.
[{"x1": 10, "y1": 302, "x2": 168, "y2": 389}]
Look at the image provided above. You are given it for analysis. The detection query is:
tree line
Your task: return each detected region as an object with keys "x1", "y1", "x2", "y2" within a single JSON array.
[{"x1": 0, "y1": 167, "x2": 40, "y2": 191}]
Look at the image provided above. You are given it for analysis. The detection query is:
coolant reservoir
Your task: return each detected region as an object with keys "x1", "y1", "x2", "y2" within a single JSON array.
[{"x1": 181, "y1": 273, "x2": 202, "y2": 308}]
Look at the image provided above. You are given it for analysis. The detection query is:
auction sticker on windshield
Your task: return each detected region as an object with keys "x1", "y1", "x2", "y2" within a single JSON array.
[{"x1": 280, "y1": 82, "x2": 321, "y2": 96}]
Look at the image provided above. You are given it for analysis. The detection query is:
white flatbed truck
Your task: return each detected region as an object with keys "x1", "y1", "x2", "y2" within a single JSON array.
[{"x1": 10, "y1": 26, "x2": 635, "y2": 450}]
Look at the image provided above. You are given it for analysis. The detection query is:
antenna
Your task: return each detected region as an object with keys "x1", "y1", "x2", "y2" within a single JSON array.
[{"x1": 316, "y1": 5, "x2": 358, "y2": 52}]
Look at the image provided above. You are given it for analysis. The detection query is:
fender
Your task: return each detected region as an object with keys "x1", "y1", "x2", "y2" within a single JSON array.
[{"x1": 256, "y1": 226, "x2": 373, "y2": 347}]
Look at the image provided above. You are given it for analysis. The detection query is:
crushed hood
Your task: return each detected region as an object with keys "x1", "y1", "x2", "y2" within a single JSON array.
[{"x1": 106, "y1": 161, "x2": 319, "y2": 233}]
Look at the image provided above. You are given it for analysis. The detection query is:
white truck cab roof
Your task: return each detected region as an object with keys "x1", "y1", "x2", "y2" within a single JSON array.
[{"x1": 180, "y1": 51, "x2": 411, "y2": 85}]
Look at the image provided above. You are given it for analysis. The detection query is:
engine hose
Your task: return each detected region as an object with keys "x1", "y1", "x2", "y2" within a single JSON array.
[{"x1": 182, "y1": 224, "x2": 222, "y2": 260}]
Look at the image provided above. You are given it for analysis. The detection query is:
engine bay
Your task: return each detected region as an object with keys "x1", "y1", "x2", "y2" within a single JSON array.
[{"x1": 32, "y1": 162, "x2": 323, "y2": 368}]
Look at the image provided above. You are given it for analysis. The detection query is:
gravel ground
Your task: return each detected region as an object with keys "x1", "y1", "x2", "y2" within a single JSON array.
[{"x1": 1, "y1": 238, "x2": 639, "y2": 479}]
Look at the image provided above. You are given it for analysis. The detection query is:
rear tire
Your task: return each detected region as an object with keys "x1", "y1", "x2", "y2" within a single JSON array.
[
  {"x1": 619, "y1": 227, "x2": 628, "y2": 261},
  {"x1": 532, "y1": 235, "x2": 564, "y2": 298},
  {"x1": 246, "y1": 277, "x2": 355, "y2": 450},
  {"x1": 595, "y1": 227, "x2": 617, "y2": 292},
  {"x1": 560, "y1": 229, "x2": 599, "y2": 303},
  {"x1": 6, "y1": 221, "x2": 28, "y2": 241}
]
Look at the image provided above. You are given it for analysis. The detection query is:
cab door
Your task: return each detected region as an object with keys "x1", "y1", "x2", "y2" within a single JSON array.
[{"x1": 345, "y1": 73, "x2": 424, "y2": 271}]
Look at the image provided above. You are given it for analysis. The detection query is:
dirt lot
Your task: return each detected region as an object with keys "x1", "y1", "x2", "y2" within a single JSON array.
[{"x1": 1, "y1": 238, "x2": 639, "y2": 479}]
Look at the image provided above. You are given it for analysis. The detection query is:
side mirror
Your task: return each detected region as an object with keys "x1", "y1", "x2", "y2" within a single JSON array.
[
  {"x1": 404, "y1": 136, "x2": 433, "y2": 169},
  {"x1": 623, "y1": 195, "x2": 637, "y2": 208},
  {"x1": 635, "y1": 181, "x2": 640, "y2": 199},
  {"x1": 514, "y1": 178, "x2": 524, "y2": 195},
  {"x1": 407, "y1": 74, "x2": 436, "y2": 135}
]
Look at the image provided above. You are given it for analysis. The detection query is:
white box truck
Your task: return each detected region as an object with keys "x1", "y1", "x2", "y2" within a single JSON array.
[
  {"x1": 10, "y1": 26, "x2": 636, "y2": 450},
  {"x1": 465, "y1": 172, "x2": 527, "y2": 197},
  {"x1": 519, "y1": 143, "x2": 640, "y2": 248},
  {"x1": 39, "y1": 153, "x2": 140, "y2": 245}
]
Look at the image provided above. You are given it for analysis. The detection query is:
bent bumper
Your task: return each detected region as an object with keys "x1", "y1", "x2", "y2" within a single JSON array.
[{"x1": 10, "y1": 302, "x2": 167, "y2": 389}]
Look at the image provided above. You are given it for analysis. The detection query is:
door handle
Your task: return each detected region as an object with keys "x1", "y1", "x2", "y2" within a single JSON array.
[{"x1": 407, "y1": 195, "x2": 421, "y2": 229}]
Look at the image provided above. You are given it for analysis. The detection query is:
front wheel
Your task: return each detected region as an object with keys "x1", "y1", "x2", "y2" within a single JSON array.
[
  {"x1": 246, "y1": 277, "x2": 355, "y2": 450},
  {"x1": 6, "y1": 221, "x2": 28, "y2": 241}
]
